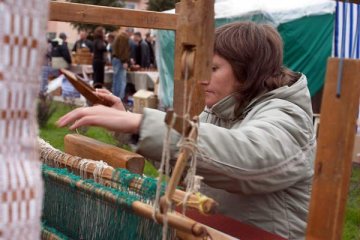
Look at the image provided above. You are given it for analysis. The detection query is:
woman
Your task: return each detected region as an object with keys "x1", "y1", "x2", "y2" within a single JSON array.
[
  {"x1": 92, "y1": 26, "x2": 107, "y2": 88},
  {"x1": 57, "y1": 22, "x2": 315, "y2": 239}
]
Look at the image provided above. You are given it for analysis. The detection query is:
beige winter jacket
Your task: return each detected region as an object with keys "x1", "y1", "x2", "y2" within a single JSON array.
[{"x1": 137, "y1": 74, "x2": 315, "y2": 240}]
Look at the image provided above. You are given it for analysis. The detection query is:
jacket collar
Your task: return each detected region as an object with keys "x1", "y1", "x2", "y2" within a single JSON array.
[
  {"x1": 241, "y1": 74, "x2": 307, "y2": 117},
  {"x1": 204, "y1": 94, "x2": 239, "y2": 121},
  {"x1": 204, "y1": 74, "x2": 307, "y2": 121}
]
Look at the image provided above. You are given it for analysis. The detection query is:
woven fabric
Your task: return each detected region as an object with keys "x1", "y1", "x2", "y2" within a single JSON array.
[{"x1": 0, "y1": 0, "x2": 49, "y2": 239}]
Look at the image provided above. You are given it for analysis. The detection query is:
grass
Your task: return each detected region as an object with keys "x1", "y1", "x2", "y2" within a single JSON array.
[
  {"x1": 39, "y1": 101, "x2": 360, "y2": 238},
  {"x1": 39, "y1": 102, "x2": 118, "y2": 151},
  {"x1": 343, "y1": 166, "x2": 360, "y2": 240}
]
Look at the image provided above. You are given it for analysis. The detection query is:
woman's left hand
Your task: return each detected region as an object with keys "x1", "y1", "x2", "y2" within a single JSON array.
[
  {"x1": 95, "y1": 88, "x2": 126, "y2": 111},
  {"x1": 56, "y1": 105, "x2": 142, "y2": 134}
]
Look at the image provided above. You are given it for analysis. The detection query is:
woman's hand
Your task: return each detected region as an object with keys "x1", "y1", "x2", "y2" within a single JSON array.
[
  {"x1": 56, "y1": 105, "x2": 142, "y2": 134},
  {"x1": 95, "y1": 88, "x2": 126, "y2": 111}
]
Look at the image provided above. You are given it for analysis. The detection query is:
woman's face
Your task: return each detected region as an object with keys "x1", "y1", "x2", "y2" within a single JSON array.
[{"x1": 201, "y1": 54, "x2": 240, "y2": 108}]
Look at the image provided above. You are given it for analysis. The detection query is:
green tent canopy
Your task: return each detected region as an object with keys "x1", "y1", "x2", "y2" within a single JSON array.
[{"x1": 156, "y1": 0, "x2": 335, "y2": 108}]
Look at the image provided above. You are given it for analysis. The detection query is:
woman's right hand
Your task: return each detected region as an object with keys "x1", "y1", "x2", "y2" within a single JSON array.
[
  {"x1": 56, "y1": 105, "x2": 142, "y2": 134},
  {"x1": 95, "y1": 88, "x2": 126, "y2": 111}
]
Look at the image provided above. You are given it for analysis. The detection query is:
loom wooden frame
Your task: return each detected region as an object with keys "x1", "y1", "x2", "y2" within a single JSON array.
[
  {"x1": 47, "y1": 1, "x2": 228, "y2": 239},
  {"x1": 49, "y1": 1, "x2": 360, "y2": 239}
]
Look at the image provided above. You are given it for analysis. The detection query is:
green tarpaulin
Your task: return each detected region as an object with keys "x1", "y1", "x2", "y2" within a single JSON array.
[{"x1": 156, "y1": 7, "x2": 334, "y2": 108}]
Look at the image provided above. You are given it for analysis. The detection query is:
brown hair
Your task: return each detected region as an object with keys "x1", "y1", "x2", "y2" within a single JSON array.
[
  {"x1": 214, "y1": 22, "x2": 299, "y2": 108},
  {"x1": 94, "y1": 26, "x2": 105, "y2": 40}
]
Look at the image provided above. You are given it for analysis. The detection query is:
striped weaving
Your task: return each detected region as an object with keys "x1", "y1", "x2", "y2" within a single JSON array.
[{"x1": 0, "y1": 0, "x2": 49, "y2": 239}]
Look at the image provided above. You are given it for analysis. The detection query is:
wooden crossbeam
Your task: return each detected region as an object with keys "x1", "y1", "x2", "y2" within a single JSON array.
[
  {"x1": 306, "y1": 58, "x2": 360, "y2": 240},
  {"x1": 64, "y1": 134, "x2": 145, "y2": 174},
  {"x1": 49, "y1": 2, "x2": 178, "y2": 30}
]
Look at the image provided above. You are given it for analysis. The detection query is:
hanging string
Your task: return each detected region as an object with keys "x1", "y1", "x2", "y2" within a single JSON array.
[
  {"x1": 78, "y1": 159, "x2": 109, "y2": 184},
  {"x1": 179, "y1": 122, "x2": 201, "y2": 215},
  {"x1": 177, "y1": 50, "x2": 206, "y2": 214},
  {"x1": 153, "y1": 49, "x2": 198, "y2": 239},
  {"x1": 182, "y1": 50, "x2": 190, "y2": 137},
  {"x1": 93, "y1": 160, "x2": 108, "y2": 184},
  {"x1": 182, "y1": 51, "x2": 189, "y2": 120},
  {"x1": 152, "y1": 113, "x2": 175, "y2": 239},
  {"x1": 184, "y1": 51, "x2": 196, "y2": 117},
  {"x1": 78, "y1": 159, "x2": 89, "y2": 179}
]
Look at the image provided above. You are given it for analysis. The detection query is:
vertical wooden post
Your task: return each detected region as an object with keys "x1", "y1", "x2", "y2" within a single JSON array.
[
  {"x1": 306, "y1": 58, "x2": 360, "y2": 240},
  {"x1": 173, "y1": 0, "x2": 214, "y2": 116}
]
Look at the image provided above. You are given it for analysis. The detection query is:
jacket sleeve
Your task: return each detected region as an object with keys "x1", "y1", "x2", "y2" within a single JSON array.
[
  {"x1": 87, "y1": 40, "x2": 94, "y2": 53},
  {"x1": 94, "y1": 40, "x2": 107, "y2": 54},
  {"x1": 60, "y1": 44, "x2": 72, "y2": 64},
  {"x1": 137, "y1": 106, "x2": 315, "y2": 195},
  {"x1": 136, "y1": 108, "x2": 181, "y2": 162},
  {"x1": 72, "y1": 41, "x2": 77, "y2": 52},
  {"x1": 140, "y1": 42, "x2": 150, "y2": 68}
]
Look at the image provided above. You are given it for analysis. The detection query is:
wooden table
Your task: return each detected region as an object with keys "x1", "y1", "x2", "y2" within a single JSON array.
[{"x1": 127, "y1": 71, "x2": 159, "y2": 91}]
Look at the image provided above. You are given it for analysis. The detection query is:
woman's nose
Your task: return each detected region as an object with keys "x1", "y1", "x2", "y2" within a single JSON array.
[{"x1": 199, "y1": 79, "x2": 210, "y2": 85}]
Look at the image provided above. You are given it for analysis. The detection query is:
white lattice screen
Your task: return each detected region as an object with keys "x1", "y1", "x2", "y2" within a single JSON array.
[{"x1": 0, "y1": 0, "x2": 49, "y2": 239}]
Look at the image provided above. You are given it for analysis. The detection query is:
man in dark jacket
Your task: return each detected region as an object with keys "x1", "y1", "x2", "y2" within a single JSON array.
[
  {"x1": 72, "y1": 30, "x2": 93, "y2": 53},
  {"x1": 133, "y1": 32, "x2": 150, "y2": 68},
  {"x1": 51, "y1": 32, "x2": 72, "y2": 68},
  {"x1": 145, "y1": 32, "x2": 155, "y2": 68}
]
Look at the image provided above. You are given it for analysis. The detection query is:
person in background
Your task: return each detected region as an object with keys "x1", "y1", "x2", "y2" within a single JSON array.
[
  {"x1": 51, "y1": 32, "x2": 79, "y2": 99},
  {"x1": 145, "y1": 32, "x2": 156, "y2": 68},
  {"x1": 111, "y1": 31, "x2": 130, "y2": 99},
  {"x1": 57, "y1": 22, "x2": 315, "y2": 239},
  {"x1": 126, "y1": 28, "x2": 137, "y2": 67},
  {"x1": 133, "y1": 31, "x2": 150, "y2": 68},
  {"x1": 72, "y1": 30, "x2": 93, "y2": 53},
  {"x1": 92, "y1": 26, "x2": 107, "y2": 88},
  {"x1": 51, "y1": 32, "x2": 72, "y2": 70},
  {"x1": 40, "y1": 38, "x2": 53, "y2": 96},
  {"x1": 106, "y1": 32, "x2": 115, "y2": 64}
]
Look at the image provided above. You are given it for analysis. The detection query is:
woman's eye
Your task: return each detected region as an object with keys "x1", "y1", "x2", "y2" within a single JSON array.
[{"x1": 212, "y1": 66, "x2": 218, "y2": 71}]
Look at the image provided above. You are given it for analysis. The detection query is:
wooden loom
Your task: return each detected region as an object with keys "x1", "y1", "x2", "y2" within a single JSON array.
[
  {"x1": 40, "y1": 134, "x2": 287, "y2": 240},
  {"x1": 46, "y1": 1, "x2": 289, "y2": 239},
  {"x1": 39, "y1": 137, "x2": 229, "y2": 239},
  {"x1": 47, "y1": 1, "x2": 360, "y2": 239},
  {"x1": 44, "y1": 1, "x2": 240, "y2": 240}
]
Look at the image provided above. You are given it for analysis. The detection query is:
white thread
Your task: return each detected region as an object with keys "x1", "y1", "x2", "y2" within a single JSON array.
[
  {"x1": 152, "y1": 123, "x2": 172, "y2": 224},
  {"x1": 176, "y1": 125, "x2": 203, "y2": 215},
  {"x1": 78, "y1": 159, "x2": 109, "y2": 183},
  {"x1": 93, "y1": 160, "x2": 108, "y2": 184},
  {"x1": 78, "y1": 159, "x2": 90, "y2": 179},
  {"x1": 182, "y1": 51, "x2": 189, "y2": 131},
  {"x1": 155, "y1": 51, "x2": 201, "y2": 239}
]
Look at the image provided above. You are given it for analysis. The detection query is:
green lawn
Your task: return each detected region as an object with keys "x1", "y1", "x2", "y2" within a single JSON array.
[
  {"x1": 39, "y1": 101, "x2": 360, "y2": 238},
  {"x1": 343, "y1": 166, "x2": 360, "y2": 240},
  {"x1": 39, "y1": 102, "x2": 117, "y2": 151}
]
